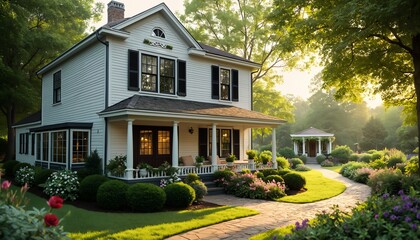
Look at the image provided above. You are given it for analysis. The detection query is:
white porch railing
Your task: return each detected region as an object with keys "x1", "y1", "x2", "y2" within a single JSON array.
[{"x1": 108, "y1": 162, "x2": 276, "y2": 180}]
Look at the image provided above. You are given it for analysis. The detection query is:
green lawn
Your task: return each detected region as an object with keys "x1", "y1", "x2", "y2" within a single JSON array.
[
  {"x1": 278, "y1": 169, "x2": 346, "y2": 203},
  {"x1": 23, "y1": 190, "x2": 258, "y2": 240}
]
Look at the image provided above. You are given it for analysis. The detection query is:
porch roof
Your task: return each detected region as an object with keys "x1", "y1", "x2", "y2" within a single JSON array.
[
  {"x1": 290, "y1": 127, "x2": 334, "y2": 138},
  {"x1": 99, "y1": 95, "x2": 285, "y2": 126}
]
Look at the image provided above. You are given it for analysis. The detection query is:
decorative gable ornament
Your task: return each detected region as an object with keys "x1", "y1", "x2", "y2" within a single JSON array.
[{"x1": 143, "y1": 39, "x2": 173, "y2": 50}]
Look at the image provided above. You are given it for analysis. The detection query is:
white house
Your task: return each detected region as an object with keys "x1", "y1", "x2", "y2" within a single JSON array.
[{"x1": 13, "y1": 1, "x2": 284, "y2": 180}]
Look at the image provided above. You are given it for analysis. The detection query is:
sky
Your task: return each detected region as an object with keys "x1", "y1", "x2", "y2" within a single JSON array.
[{"x1": 94, "y1": 0, "x2": 382, "y2": 108}]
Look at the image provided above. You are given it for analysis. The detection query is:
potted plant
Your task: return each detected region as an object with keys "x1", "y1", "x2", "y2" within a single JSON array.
[
  {"x1": 246, "y1": 150, "x2": 258, "y2": 165},
  {"x1": 225, "y1": 154, "x2": 236, "y2": 166},
  {"x1": 195, "y1": 155, "x2": 205, "y2": 167},
  {"x1": 106, "y1": 155, "x2": 126, "y2": 177},
  {"x1": 137, "y1": 162, "x2": 151, "y2": 177}
]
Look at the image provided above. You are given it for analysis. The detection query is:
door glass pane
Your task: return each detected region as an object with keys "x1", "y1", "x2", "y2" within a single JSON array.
[
  {"x1": 208, "y1": 129, "x2": 220, "y2": 156},
  {"x1": 72, "y1": 131, "x2": 89, "y2": 163},
  {"x1": 157, "y1": 130, "x2": 170, "y2": 155},
  {"x1": 221, "y1": 129, "x2": 231, "y2": 158},
  {"x1": 140, "y1": 130, "x2": 153, "y2": 155}
]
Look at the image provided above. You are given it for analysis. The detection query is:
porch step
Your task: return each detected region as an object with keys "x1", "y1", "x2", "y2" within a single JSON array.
[
  {"x1": 306, "y1": 157, "x2": 318, "y2": 164},
  {"x1": 203, "y1": 181, "x2": 225, "y2": 195}
]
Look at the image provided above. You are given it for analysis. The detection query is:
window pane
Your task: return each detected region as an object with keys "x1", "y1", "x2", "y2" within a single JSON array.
[
  {"x1": 220, "y1": 69, "x2": 230, "y2": 84},
  {"x1": 72, "y1": 131, "x2": 89, "y2": 163},
  {"x1": 42, "y1": 133, "x2": 49, "y2": 162},
  {"x1": 141, "y1": 74, "x2": 157, "y2": 91},
  {"x1": 141, "y1": 55, "x2": 158, "y2": 92},
  {"x1": 140, "y1": 130, "x2": 153, "y2": 155},
  {"x1": 157, "y1": 130, "x2": 170, "y2": 155},
  {"x1": 221, "y1": 85, "x2": 230, "y2": 100},
  {"x1": 220, "y1": 68, "x2": 230, "y2": 100},
  {"x1": 160, "y1": 58, "x2": 175, "y2": 94},
  {"x1": 221, "y1": 129, "x2": 231, "y2": 158},
  {"x1": 36, "y1": 133, "x2": 41, "y2": 160},
  {"x1": 52, "y1": 131, "x2": 66, "y2": 163}
]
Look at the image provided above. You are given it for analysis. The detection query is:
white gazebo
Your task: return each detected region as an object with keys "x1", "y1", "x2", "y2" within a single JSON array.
[{"x1": 290, "y1": 127, "x2": 334, "y2": 157}]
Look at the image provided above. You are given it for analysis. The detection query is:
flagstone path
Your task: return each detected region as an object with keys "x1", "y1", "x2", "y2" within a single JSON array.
[{"x1": 167, "y1": 164, "x2": 371, "y2": 240}]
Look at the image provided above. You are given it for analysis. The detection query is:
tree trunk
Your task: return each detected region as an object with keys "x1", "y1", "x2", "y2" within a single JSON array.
[
  {"x1": 4, "y1": 105, "x2": 15, "y2": 161},
  {"x1": 413, "y1": 34, "x2": 420, "y2": 174}
]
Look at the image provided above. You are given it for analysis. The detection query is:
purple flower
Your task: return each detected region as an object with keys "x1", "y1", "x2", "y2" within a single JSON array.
[
  {"x1": 410, "y1": 223, "x2": 417, "y2": 231},
  {"x1": 383, "y1": 211, "x2": 390, "y2": 218},
  {"x1": 405, "y1": 216, "x2": 412, "y2": 223},
  {"x1": 374, "y1": 214, "x2": 379, "y2": 219},
  {"x1": 382, "y1": 193, "x2": 389, "y2": 199},
  {"x1": 398, "y1": 190, "x2": 404, "y2": 195},
  {"x1": 390, "y1": 215, "x2": 398, "y2": 221},
  {"x1": 392, "y1": 206, "x2": 401, "y2": 213},
  {"x1": 416, "y1": 212, "x2": 420, "y2": 220}
]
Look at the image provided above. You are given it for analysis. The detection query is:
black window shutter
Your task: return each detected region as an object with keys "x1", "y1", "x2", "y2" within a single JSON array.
[
  {"x1": 25, "y1": 133, "x2": 29, "y2": 154},
  {"x1": 232, "y1": 69, "x2": 239, "y2": 101},
  {"x1": 198, "y1": 128, "x2": 208, "y2": 157},
  {"x1": 19, "y1": 134, "x2": 22, "y2": 154},
  {"x1": 233, "y1": 129, "x2": 240, "y2": 159},
  {"x1": 177, "y1": 60, "x2": 186, "y2": 96},
  {"x1": 31, "y1": 134, "x2": 35, "y2": 156},
  {"x1": 211, "y1": 65, "x2": 219, "y2": 99},
  {"x1": 128, "y1": 50, "x2": 139, "y2": 91}
]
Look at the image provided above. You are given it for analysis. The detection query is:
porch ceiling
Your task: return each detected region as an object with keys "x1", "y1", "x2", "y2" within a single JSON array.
[{"x1": 99, "y1": 95, "x2": 285, "y2": 127}]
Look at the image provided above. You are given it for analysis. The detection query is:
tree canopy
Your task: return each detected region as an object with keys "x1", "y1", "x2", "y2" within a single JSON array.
[
  {"x1": 271, "y1": 0, "x2": 420, "y2": 170},
  {"x1": 0, "y1": 0, "x2": 102, "y2": 159},
  {"x1": 360, "y1": 117, "x2": 388, "y2": 150}
]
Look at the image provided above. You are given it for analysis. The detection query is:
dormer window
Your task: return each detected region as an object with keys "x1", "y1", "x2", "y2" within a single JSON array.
[{"x1": 152, "y1": 28, "x2": 165, "y2": 38}]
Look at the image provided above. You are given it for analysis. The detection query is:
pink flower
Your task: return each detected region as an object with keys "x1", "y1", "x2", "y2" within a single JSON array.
[
  {"x1": 44, "y1": 213, "x2": 59, "y2": 227},
  {"x1": 47, "y1": 196, "x2": 64, "y2": 209},
  {"x1": 1, "y1": 180, "x2": 11, "y2": 190}
]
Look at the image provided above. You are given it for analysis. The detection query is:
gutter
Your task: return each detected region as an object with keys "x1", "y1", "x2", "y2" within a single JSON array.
[{"x1": 95, "y1": 31, "x2": 109, "y2": 174}]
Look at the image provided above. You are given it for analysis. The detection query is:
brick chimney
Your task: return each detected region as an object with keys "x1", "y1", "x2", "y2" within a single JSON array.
[{"x1": 107, "y1": 1, "x2": 125, "y2": 23}]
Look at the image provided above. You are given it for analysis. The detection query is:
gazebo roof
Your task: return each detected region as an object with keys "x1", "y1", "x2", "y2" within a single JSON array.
[{"x1": 290, "y1": 127, "x2": 334, "y2": 137}]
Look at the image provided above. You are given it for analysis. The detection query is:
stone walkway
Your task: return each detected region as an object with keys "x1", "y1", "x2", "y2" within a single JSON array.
[{"x1": 167, "y1": 164, "x2": 371, "y2": 240}]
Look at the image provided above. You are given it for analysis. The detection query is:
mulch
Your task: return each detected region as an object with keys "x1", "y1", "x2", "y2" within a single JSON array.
[{"x1": 27, "y1": 186, "x2": 221, "y2": 213}]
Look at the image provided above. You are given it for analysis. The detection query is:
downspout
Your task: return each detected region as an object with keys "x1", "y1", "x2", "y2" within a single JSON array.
[{"x1": 96, "y1": 30, "x2": 109, "y2": 174}]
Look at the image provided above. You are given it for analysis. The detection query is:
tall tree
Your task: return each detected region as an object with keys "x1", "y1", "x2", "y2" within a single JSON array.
[
  {"x1": 271, "y1": 0, "x2": 420, "y2": 170},
  {"x1": 360, "y1": 117, "x2": 388, "y2": 150},
  {"x1": 0, "y1": 0, "x2": 102, "y2": 160}
]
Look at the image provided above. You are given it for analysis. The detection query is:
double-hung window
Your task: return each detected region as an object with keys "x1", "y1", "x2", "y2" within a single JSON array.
[
  {"x1": 211, "y1": 66, "x2": 239, "y2": 101},
  {"x1": 53, "y1": 71, "x2": 61, "y2": 104},
  {"x1": 141, "y1": 54, "x2": 158, "y2": 92},
  {"x1": 220, "y1": 68, "x2": 230, "y2": 100},
  {"x1": 160, "y1": 58, "x2": 175, "y2": 94}
]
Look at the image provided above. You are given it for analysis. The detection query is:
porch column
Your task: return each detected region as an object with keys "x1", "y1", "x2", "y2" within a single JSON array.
[
  {"x1": 126, "y1": 119, "x2": 134, "y2": 179},
  {"x1": 271, "y1": 128, "x2": 277, "y2": 168},
  {"x1": 329, "y1": 137, "x2": 332, "y2": 154},
  {"x1": 211, "y1": 123, "x2": 217, "y2": 168},
  {"x1": 172, "y1": 121, "x2": 179, "y2": 167},
  {"x1": 318, "y1": 137, "x2": 322, "y2": 155},
  {"x1": 293, "y1": 141, "x2": 298, "y2": 155},
  {"x1": 302, "y1": 137, "x2": 306, "y2": 156}
]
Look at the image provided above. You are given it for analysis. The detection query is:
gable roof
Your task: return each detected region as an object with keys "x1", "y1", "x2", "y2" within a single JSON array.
[
  {"x1": 290, "y1": 127, "x2": 334, "y2": 137},
  {"x1": 99, "y1": 95, "x2": 284, "y2": 126},
  {"x1": 13, "y1": 111, "x2": 41, "y2": 127},
  {"x1": 38, "y1": 3, "x2": 259, "y2": 75}
]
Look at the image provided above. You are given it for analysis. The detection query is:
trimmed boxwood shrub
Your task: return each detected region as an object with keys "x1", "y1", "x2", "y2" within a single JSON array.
[
  {"x1": 259, "y1": 150, "x2": 272, "y2": 164},
  {"x1": 316, "y1": 155, "x2": 326, "y2": 164},
  {"x1": 255, "y1": 171, "x2": 264, "y2": 179},
  {"x1": 295, "y1": 164, "x2": 311, "y2": 171},
  {"x1": 276, "y1": 157, "x2": 290, "y2": 169},
  {"x1": 289, "y1": 158, "x2": 304, "y2": 169},
  {"x1": 265, "y1": 175, "x2": 284, "y2": 183},
  {"x1": 126, "y1": 183, "x2": 166, "y2": 212},
  {"x1": 3, "y1": 160, "x2": 19, "y2": 178},
  {"x1": 278, "y1": 147, "x2": 296, "y2": 159},
  {"x1": 370, "y1": 151, "x2": 384, "y2": 161},
  {"x1": 184, "y1": 173, "x2": 200, "y2": 184},
  {"x1": 79, "y1": 175, "x2": 109, "y2": 202},
  {"x1": 13, "y1": 162, "x2": 32, "y2": 177},
  {"x1": 261, "y1": 169, "x2": 279, "y2": 177},
  {"x1": 359, "y1": 154, "x2": 372, "y2": 163},
  {"x1": 34, "y1": 168, "x2": 54, "y2": 186},
  {"x1": 97, "y1": 180, "x2": 128, "y2": 210},
  {"x1": 164, "y1": 182, "x2": 195, "y2": 208},
  {"x1": 278, "y1": 169, "x2": 291, "y2": 176},
  {"x1": 283, "y1": 172, "x2": 306, "y2": 191},
  {"x1": 349, "y1": 154, "x2": 359, "y2": 162},
  {"x1": 188, "y1": 180, "x2": 207, "y2": 201},
  {"x1": 299, "y1": 155, "x2": 307, "y2": 164},
  {"x1": 387, "y1": 156, "x2": 405, "y2": 168},
  {"x1": 331, "y1": 145, "x2": 353, "y2": 164}
]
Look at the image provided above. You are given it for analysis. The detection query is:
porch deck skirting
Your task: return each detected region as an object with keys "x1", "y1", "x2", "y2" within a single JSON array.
[{"x1": 108, "y1": 163, "x2": 275, "y2": 180}]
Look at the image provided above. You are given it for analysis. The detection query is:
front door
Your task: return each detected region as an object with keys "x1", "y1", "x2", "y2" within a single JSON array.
[
  {"x1": 309, "y1": 140, "x2": 316, "y2": 157},
  {"x1": 133, "y1": 126, "x2": 172, "y2": 167}
]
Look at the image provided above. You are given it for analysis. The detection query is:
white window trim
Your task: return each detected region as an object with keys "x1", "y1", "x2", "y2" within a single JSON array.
[
  {"x1": 151, "y1": 27, "x2": 166, "y2": 39},
  {"x1": 140, "y1": 53, "x2": 177, "y2": 95},
  {"x1": 50, "y1": 130, "x2": 68, "y2": 165},
  {"x1": 70, "y1": 129, "x2": 91, "y2": 166}
]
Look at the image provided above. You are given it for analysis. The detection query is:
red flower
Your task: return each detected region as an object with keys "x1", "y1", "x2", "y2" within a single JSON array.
[
  {"x1": 47, "y1": 196, "x2": 64, "y2": 209},
  {"x1": 1, "y1": 180, "x2": 11, "y2": 190},
  {"x1": 44, "y1": 213, "x2": 59, "y2": 227}
]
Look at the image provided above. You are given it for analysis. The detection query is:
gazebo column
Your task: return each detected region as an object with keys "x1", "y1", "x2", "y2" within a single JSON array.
[
  {"x1": 318, "y1": 137, "x2": 322, "y2": 155},
  {"x1": 126, "y1": 119, "x2": 134, "y2": 179},
  {"x1": 302, "y1": 137, "x2": 306, "y2": 156},
  {"x1": 293, "y1": 141, "x2": 298, "y2": 155},
  {"x1": 211, "y1": 123, "x2": 217, "y2": 170},
  {"x1": 172, "y1": 121, "x2": 179, "y2": 168},
  {"x1": 328, "y1": 137, "x2": 332, "y2": 154},
  {"x1": 271, "y1": 128, "x2": 277, "y2": 168}
]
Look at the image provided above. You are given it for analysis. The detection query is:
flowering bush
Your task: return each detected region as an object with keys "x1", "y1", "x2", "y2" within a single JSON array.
[
  {"x1": 0, "y1": 179, "x2": 68, "y2": 239},
  {"x1": 44, "y1": 170, "x2": 79, "y2": 201},
  {"x1": 280, "y1": 190, "x2": 420, "y2": 239},
  {"x1": 320, "y1": 159, "x2": 334, "y2": 167},
  {"x1": 223, "y1": 173, "x2": 286, "y2": 200},
  {"x1": 353, "y1": 167, "x2": 375, "y2": 184},
  {"x1": 15, "y1": 166, "x2": 35, "y2": 187},
  {"x1": 159, "y1": 172, "x2": 181, "y2": 188}
]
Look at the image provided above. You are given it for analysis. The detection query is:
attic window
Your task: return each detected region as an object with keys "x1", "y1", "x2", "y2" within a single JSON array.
[{"x1": 152, "y1": 28, "x2": 165, "y2": 38}]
